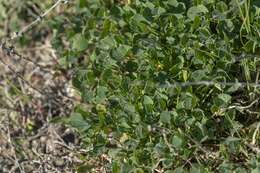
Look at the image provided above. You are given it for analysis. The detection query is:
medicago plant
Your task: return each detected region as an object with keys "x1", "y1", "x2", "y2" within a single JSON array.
[
  {"x1": 49, "y1": 0, "x2": 260, "y2": 172},
  {"x1": 1, "y1": 0, "x2": 259, "y2": 172}
]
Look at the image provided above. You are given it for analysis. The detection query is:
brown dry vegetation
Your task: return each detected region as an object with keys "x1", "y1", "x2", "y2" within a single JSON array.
[{"x1": 0, "y1": 1, "x2": 89, "y2": 172}]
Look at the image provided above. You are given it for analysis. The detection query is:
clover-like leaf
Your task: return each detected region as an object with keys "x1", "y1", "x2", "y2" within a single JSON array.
[
  {"x1": 72, "y1": 34, "x2": 88, "y2": 51},
  {"x1": 187, "y1": 5, "x2": 208, "y2": 20}
]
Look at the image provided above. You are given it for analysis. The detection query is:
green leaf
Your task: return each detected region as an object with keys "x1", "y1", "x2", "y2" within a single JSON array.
[
  {"x1": 124, "y1": 104, "x2": 136, "y2": 113},
  {"x1": 191, "y1": 70, "x2": 208, "y2": 81},
  {"x1": 131, "y1": 14, "x2": 149, "y2": 23},
  {"x1": 96, "y1": 86, "x2": 108, "y2": 103},
  {"x1": 226, "y1": 82, "x2": 241, "y2": 93},
  {"x1": 112, "y1": 162, "x2": 121, "y2": 173},
  {"x1": 182, "y1": 70, "x2": 188, "y2": 82},
  {"x1": 167, "y1": 0, "x2": 179, "y2": 7},
  {"x1": 143, "y1": 95, "x2": 154, "y2": 105},
  {"x1": 47, "y1": 0, "x2": 260, "y2": 170},
  {"x1": 190, "y1": 165, "x2": 203, "y2": 173},
  {"x1": 177, "y1": 93, "x2": 198, "y2": 110},
  {"x1": 215, "y1": 93, "x2": 232, "y2": 106},
  {"x1": 72, "y1": 34, "x2": 88, "y2": 51},
  {"x1": 77, "y1": 164, "x2": 93, "y2": 173},
  {"x1": 173, "y1": 167, "x2": 185, "y2": 173},
  {"x1": 187, "y1": 5, "x2": 208, "y2": 20},
  {"x1": 160, "y1": 111, "x2": 171, "y2": 124},
  {"x1": 191, "y1": 16, "x2": 201, "y2": 32},
  {"x1": 68, "y1": 113, "x2": 90, "y2": 131},
  {"x1": 252, "y1": 168, "x2": 260, "y2": 173},
  {"x1": 112, "y1": 45, "x2": 131, "y2": 60},
  {"x1": 102, "y1": 19, "x2": 111, "y2": 37},
  {"x1": 172, "y1": 135, "x2": 183, "y2": 149},
  {"x1": 99, "y1": 36, "x2": 116, "y2": 50}
]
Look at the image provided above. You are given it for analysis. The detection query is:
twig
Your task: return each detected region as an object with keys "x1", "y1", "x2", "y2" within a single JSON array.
[
  {"x1": 5, "y1": 110, "x2": 25, "y2": 173},
  {"x1": 130, "y1": 80, "x2": 260, "y2": 88},
  {"x1": 28, "y1": 124, "x2": 49, "y2": 141},
  {"x1": 251, "y1": 122, "x2": 260, "y2": 145},
  {"x1": 10, "y1": 0, "x2": 69, "y2": 40},
  {"x1": 255, "y1": 71, "x2": 259, "y2": 90},
  {"x1": 0, "y1": 56, "x2": 46, "y2": 96},
  {"x1": 246, "y1": 143, "x2": 260, "y2": 154},
  {"x1": 228, "y1": 98, "x2": 259, "y2": 110},
  {"x1": 234, "y1": 52, "x2": 260, "y2": 62},
  {"x1": 0, "y1": 42, "x2": 52, "y2": 73}
]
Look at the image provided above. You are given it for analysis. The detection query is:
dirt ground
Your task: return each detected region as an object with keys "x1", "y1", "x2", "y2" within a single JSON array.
[{"x1": 0, "y1": 1, "x2": 89, "y2": 172}]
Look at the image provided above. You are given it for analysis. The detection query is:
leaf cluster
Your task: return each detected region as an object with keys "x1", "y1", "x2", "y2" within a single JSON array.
[{"x1": 50, "y1": 0, "x2": 260, "y2": 172}]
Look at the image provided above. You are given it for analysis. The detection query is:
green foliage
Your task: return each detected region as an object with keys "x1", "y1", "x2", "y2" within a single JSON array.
[{"x1": 50, "y1": 0, "x2": 260, "y2": 172}]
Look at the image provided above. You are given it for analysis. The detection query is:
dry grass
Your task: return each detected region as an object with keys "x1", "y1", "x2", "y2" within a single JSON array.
[{"x1": 0, "y1": 1, "x2": 87, "y2": 172}]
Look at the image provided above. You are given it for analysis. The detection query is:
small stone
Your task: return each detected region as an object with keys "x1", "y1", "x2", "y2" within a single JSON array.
[
  {"x1": 24, "y1": 164, "x2": 34, "y2": 173},
  {"x1": 53, "y1": 158, "x2": 65, "y2": 167}
]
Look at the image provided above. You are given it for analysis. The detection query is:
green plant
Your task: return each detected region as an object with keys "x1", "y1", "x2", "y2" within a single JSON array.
[{"x1": 49, "y1": 0, "x2": 260, "y2": 172}]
